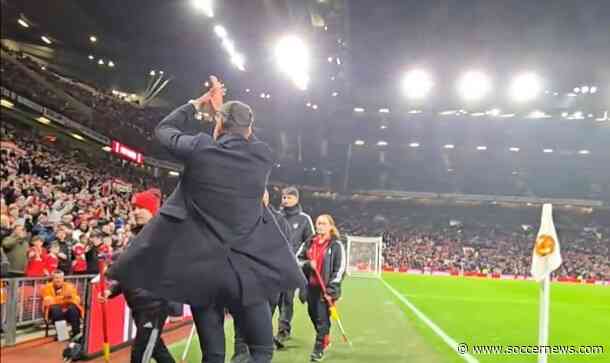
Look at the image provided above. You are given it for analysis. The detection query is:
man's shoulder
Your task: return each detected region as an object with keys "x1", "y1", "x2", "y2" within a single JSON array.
[
  {"x1": 297, "y1": 211, "x2": 314, "y2": 224},
  {"x1": 198, "y1": 135, "x2": 273, "y2": 162}
]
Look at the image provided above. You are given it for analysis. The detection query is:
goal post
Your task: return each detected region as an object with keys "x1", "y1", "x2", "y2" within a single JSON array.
[{"x1": 346, "y1": 235, "x2": 383, "y2": 278}]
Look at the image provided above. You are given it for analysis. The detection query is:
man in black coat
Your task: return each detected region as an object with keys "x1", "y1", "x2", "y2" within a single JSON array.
[
  {"x1": 231, "y1": 190, "x2": 291, "y2": 363},
  {"x1": 109, "y1": 81, "x2": 305, "y2": 363},
  {"x1": 276, "y1": 186, "x2": 315, "y2": 342}
]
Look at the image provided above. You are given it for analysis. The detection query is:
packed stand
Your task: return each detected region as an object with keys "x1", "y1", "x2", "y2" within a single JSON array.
[
  {"x1": 0, "y1": 122, "x2": 165, "y2": 279},
  {"x1": 303, "y1": 196, "x2": 610, "y2": 281},
  {"x1": 1, "y1": 49, "x2": 171, "y2": 159}
]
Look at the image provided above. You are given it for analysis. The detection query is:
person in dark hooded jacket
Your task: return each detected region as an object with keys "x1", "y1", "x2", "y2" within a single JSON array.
[
  {"x1": 276, "y1": 186, "x2": 315, "y2": 342},
  {"x1": 100, "y1": 190, "x2": 174, "y2": 363}
]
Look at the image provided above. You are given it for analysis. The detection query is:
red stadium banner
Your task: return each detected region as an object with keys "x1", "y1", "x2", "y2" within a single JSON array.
[{"x1": 111, "y1": 140, "x2": 143, "y2": 164}]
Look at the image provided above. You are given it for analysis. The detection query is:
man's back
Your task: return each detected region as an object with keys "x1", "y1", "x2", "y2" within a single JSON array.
[{"x1": 185, "y1": 134, "x2": 272, "y2": 243}]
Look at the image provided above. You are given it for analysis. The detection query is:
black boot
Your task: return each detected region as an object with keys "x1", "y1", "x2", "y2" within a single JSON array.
[
  {"x1": 230, "y1": 341, "x2": 250, "y2": 363},
  {"x1": 276, "y1": 329, "x2": 290, "y2": 344},
  {"x1": 310, "y1": 342, "x2": 324, "y2": 362}
]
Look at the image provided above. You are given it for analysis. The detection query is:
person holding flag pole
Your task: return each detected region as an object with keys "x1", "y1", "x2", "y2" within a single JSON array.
[
  {"x1": 296, "y1": 214, "x2": 347, "y2": 362},
  {"x1": 531, "y1": 203, "x2": 562, "y2": 363}
]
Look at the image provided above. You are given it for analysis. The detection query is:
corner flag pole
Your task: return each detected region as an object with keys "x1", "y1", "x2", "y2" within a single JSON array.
[
  {"x1": 531, "y1": 204, "x2": 562, "y2": 363},
  {"x1": 537, "y1": 275, "x2": 551, "y2": 363},
  {"x1": 180, "y1": 323, "x2": 196, "y2": 363}
]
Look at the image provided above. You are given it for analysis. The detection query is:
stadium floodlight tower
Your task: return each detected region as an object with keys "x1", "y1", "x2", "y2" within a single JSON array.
[
  {"x1": 457, "y1": 70, "x2": 492, "y2": 101},
  {"x1": 402, "y1": 69, "x2": 434, "y2": 99},
  {"x1": 274, "y1": 35, "x2": 310, "y2": 90},
  {"x1": 509, "y1": 72, "x2": 542, "y2": 102},
  {"x1": 346, "y1": 235, "x2": 383, "y2": 278},
  {"x1": 192, "y1": 0, "x2": 214, "y2": 17}
]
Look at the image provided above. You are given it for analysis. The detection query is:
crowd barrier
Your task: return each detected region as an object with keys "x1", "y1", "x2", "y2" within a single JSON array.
[
  {"x1": 0, "y1": 275, "x2": 94, "y2": 346},
  {"x1": 1, "y1": 275, "x2": 192, "y2": 355}
]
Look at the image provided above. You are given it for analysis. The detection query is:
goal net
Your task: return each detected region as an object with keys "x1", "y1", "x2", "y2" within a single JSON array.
[{"x1": 346, "y1": 235, "x2": 383, "y2": 278}]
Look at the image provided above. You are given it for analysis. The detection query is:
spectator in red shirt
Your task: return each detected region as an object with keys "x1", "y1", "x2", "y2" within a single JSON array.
[
  {"x1": 45, "y1": 243, "x2": 60, "y2": 275},
  {"x1": 26, "y1": 236, "x2": 48, "y2": 277},
  {"x1": 71, "y1": 240, "x2": 87, "y2": 274}
]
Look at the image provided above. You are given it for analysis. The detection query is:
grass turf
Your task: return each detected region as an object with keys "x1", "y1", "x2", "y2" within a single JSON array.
[{"x1": 169, "y1": 274, "x2": 609, "y2": 362}]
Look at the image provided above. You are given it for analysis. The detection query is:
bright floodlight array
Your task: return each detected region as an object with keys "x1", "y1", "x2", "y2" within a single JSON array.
[
  {"x1": 509, "y1": 72, "x2": 542, "y2": 102},
  {"x1": 212, "y1": 25, "x2": 245, "y2": 71},
  {"x1": 274, "y1": 35, "x2": 310, "y2": 90},
  {"x1": 192, "y1": 0, "x2": 214, "y2": 17},
  {"x1": 399, "y1": 69, "x2": 550, "y2": 103},
  {"x1": 457, "y1": 71, "x2": 492, "y2": 101},
  {"x1": 402, "y1": 70, "x2": 434, "y2": 99}
]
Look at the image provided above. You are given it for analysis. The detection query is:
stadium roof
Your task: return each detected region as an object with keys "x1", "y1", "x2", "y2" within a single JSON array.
[{"x1": 1, "y1": 0, "x2": 609, "y2": 199}]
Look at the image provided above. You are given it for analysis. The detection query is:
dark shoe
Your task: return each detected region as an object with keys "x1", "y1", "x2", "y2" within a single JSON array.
[
  {"x1": 310, "y1": 349, "x2": 324, "y2": 362},
  {"x1": 231, "y1": 342, "x2": 250, "y2": 363},
  {"x1": 230, "y1": 351, "x2": 250, "y2": 363},
  {"x1": 273, "y1": 336, "x2": 286, "y2": 350},
  {"x1": 276, "y1": 330, "x2": 291, "y2": 343},
  {"x1": 310, "y1": 343, "x2": 325, "y2": 362}
]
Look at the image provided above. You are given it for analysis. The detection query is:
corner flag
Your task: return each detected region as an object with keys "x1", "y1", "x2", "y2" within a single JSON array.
[
  {"x1": 531, "y1": 204, "x2": 562, "y2": 281},
  {"x1": 531, "y1": 203, "x2": 562, "y2": 363}
]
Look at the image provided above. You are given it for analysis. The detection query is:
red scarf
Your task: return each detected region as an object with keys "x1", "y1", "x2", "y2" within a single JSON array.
[{"x1": 307, "y1": 235, "x2": 331, "y2": 286}]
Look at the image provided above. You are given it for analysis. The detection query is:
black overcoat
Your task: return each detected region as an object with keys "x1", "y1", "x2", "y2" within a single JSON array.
[{"x1": 109, "y1": 103, "x2": 306, "y2": 307}]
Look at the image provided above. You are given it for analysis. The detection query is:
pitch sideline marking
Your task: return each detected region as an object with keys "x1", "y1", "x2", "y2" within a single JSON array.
[{"x1": 381, "y1": 278, "x2": 480, "y2": 363}]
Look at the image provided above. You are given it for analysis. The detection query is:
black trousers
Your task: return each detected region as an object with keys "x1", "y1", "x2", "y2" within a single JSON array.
[
  {"x1": 48, "y1": 304, "x2": 81, "y2": 335},
  {"x1": 192, "y1": 267, "x2": 274, "y2": 363},
  {"x1": 131, "y1": 308, "x2": 175, "y2": 363},
  {"x1": 277, "y1": 289, "x2": 295, "y2": 334},
  {"x1": 233, "y1": 293, "x2": 280, "y2": 357},
  {"x1": 307, "y1": 286, "x2": 330, "y2": 345}
]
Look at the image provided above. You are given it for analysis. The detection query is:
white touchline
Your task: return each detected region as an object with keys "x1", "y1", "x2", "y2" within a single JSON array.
[{"x1": 381, "y1": 279, "x2": 480, "y2": 363}]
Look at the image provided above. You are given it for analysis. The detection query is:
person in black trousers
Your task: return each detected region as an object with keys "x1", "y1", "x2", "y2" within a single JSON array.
[
  {"x1": 109, "y1": 77, "x2": 305, "y2": 363},
  {"x1": 276, "y1": 186, "x2": 315, "y2": 343},
  {"x1": 101, "y1": 190, "x2": 174, "y2": 363},
  {"x1": 231, "y1": 190, "x2": 291, "y2": 363},
  {"x1": 297, "y1": 214, "x2": 346, "y2": 362}
]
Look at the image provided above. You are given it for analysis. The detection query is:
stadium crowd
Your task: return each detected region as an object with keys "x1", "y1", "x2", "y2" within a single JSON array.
[
  {"x1": 2, "y1": 119, "x2": 608, "y2": 282},
  {"x1": 305, "y1": 198, "x2": 610, "y2": 281},
  {"x1": 0, "y1": 121, "x2": 164, "y2": 278},
  {"x1": 1, "y1": 50, "x2": 170, "y2": 158}
]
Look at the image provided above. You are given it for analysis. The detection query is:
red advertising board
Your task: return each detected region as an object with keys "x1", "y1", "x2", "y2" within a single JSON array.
[{"x1": 111, "y1": 140, "x2": 143, "y2": 164}]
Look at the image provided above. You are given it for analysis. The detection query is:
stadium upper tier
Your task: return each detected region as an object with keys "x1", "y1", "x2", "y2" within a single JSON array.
[{"x1": 1, "y1": 49, "x2": 608, "y2": 201}]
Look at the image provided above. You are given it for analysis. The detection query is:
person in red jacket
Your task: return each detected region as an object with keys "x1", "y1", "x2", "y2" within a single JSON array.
[
  {"x1": 26, "y1": 235, "x2": 47, "y2": 277},
  {"x1": 296, "y1": 214, "x2": 346, "y2": 362},
  {"x1": 45, "y1": 243, "x2": 60, "y2": 276},
  {"x1": 71, "y1": 240, "x2": 87, "y2": 274}
]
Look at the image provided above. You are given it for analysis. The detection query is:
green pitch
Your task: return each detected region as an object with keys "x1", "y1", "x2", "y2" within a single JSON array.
[{"x1": 170, "y1": 273, "x2": 610, "y2": 362}]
